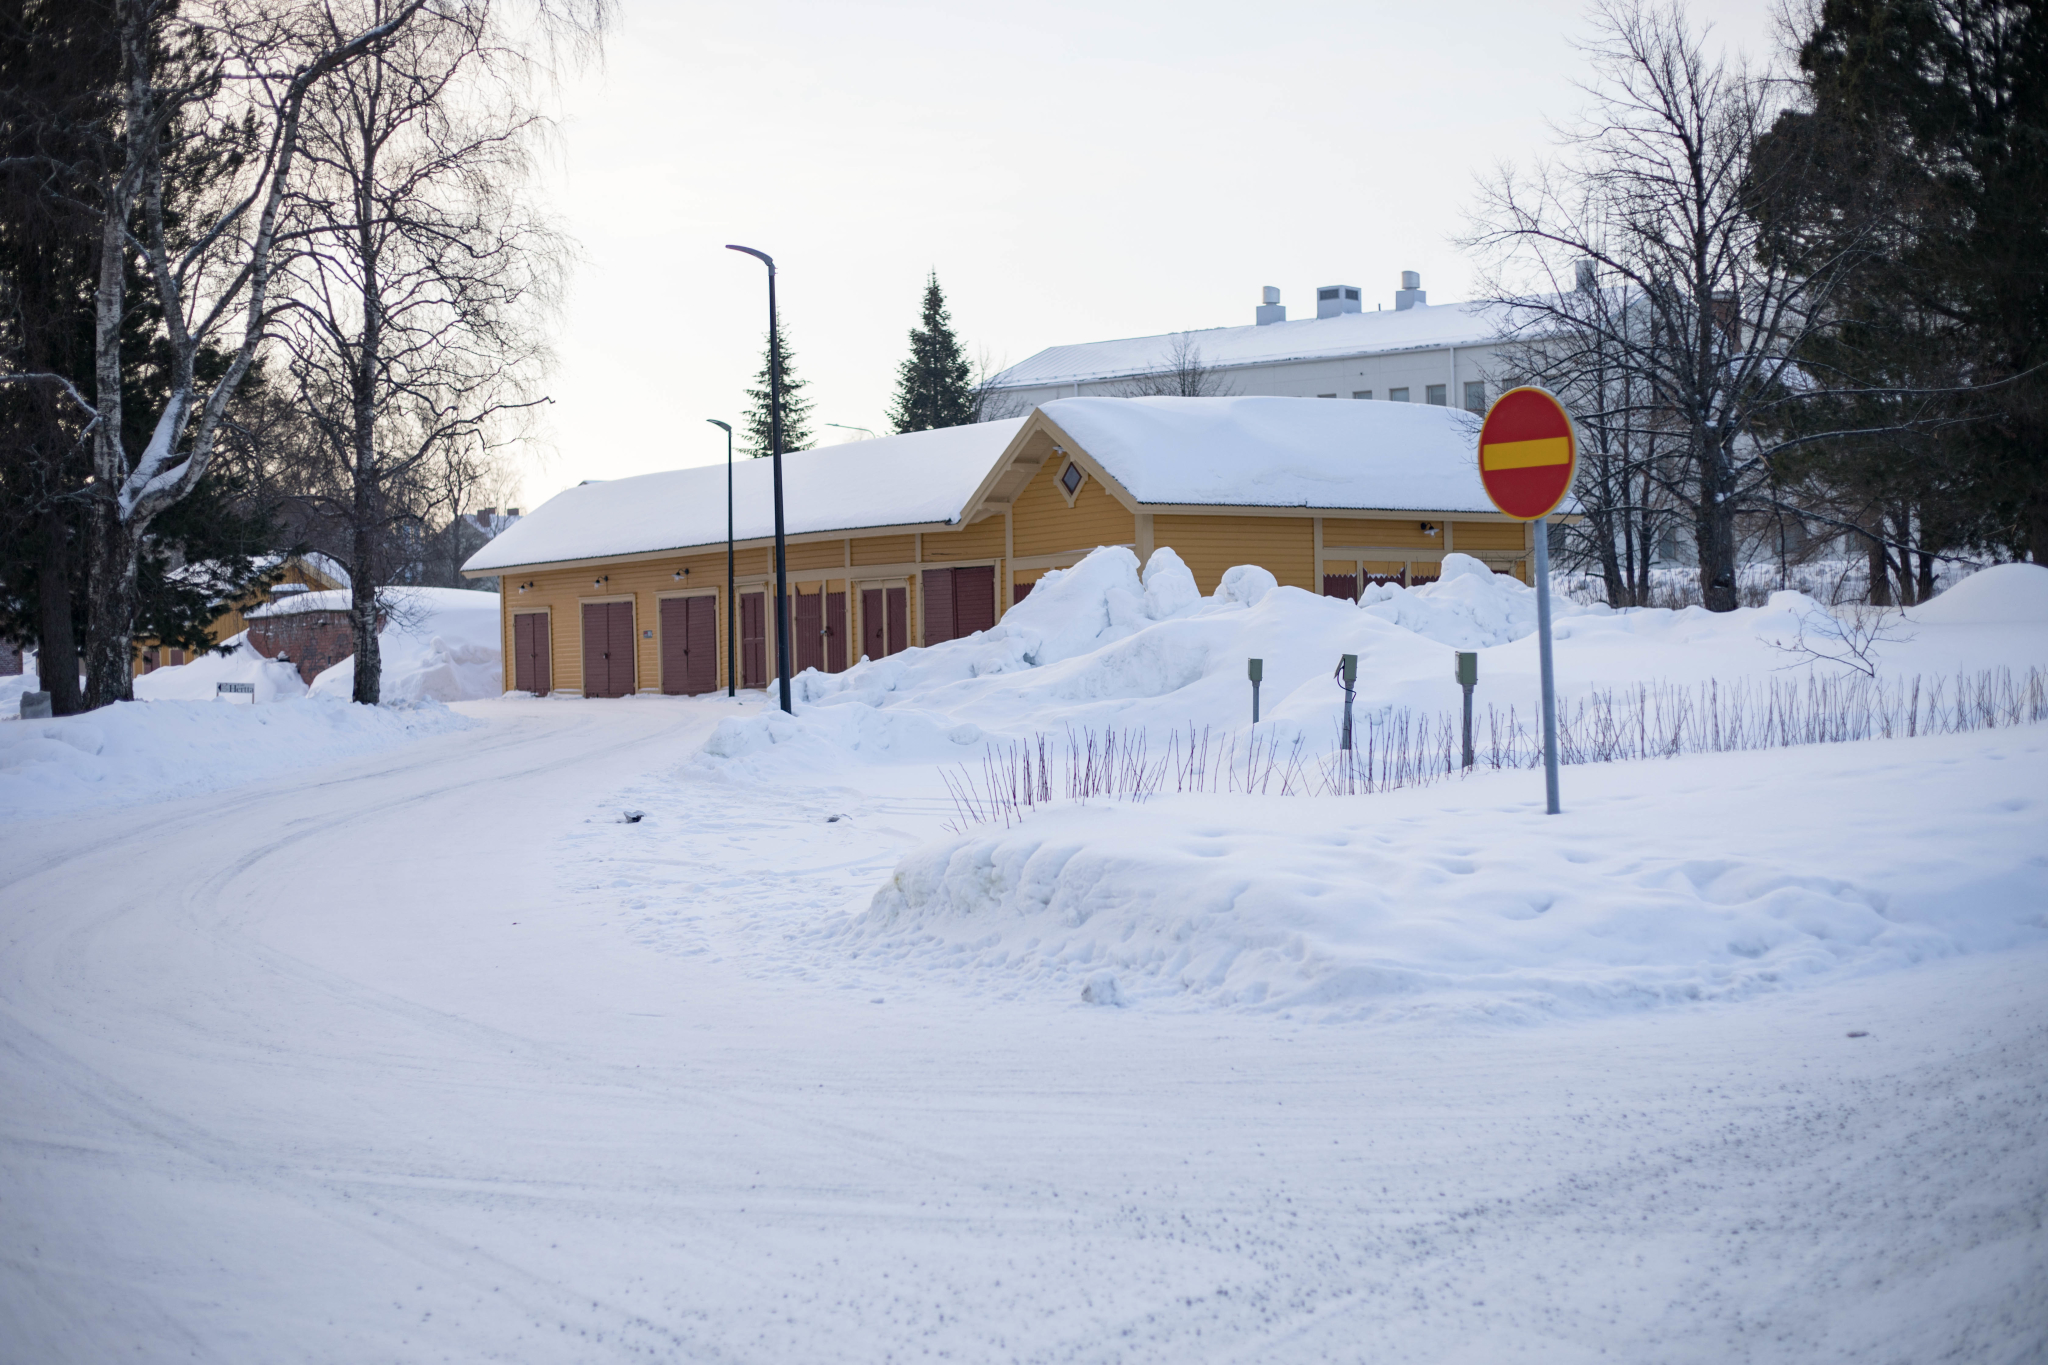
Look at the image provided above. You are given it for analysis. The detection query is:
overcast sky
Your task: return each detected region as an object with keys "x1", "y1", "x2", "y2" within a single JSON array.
[{"x1": 511, "y1": 0, "x2": 1782, "y2": 510}]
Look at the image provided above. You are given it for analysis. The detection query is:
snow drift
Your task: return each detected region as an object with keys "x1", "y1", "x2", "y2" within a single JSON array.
[
  {"x1": 0, "y1": 696, "x2": 479, "y2": 818},
  {"x1": 134, "y1": 634, "x2": 308, "y2": 703},
  {"x1": 840, "y1": 726, "x2": 2048, "y2": 1021},
  {"x1": 698, "y1": 548, "x2": 2048, "y2": 782}
]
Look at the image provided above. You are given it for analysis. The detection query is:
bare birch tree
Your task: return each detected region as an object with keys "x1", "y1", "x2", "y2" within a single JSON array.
[
  {"x1": 0, "y1": 0, "x2": 441, "y2": 705},
  {"x1": 270, "y1": 0, "x2": 562, "y2": 702}
]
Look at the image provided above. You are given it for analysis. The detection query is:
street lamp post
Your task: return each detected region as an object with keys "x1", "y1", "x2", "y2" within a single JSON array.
[
  {"x1": 705, "y1": 418, "x2": 736, "y2": 698},
  {"x1": 725, "y1": 244, "x2": 793, "y2": 714}
]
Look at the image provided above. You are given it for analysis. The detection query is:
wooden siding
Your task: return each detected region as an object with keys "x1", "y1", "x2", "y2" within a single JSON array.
[
  {"x1": 1152, "y1": 514, "x2": 1315, "y2": 594},
  {"x1": 784, "y1": 538, "x2": 849, "y2": 572},
  {"x1": 1447, "y1": 519, "x2": 1527, "y2": 551},
  {"x1": 919, "y1": 513, "x2": 1006, "y2": 562},
  {"x1": 1010, "y1": 454, "x2": 1134, "y2": 560},
  {"x1": 852, "y1": 535, "x2": 914, "y2": 566},
  {"x1": 1321, "y1": 518, "x2": 1447, "y2": 550}
]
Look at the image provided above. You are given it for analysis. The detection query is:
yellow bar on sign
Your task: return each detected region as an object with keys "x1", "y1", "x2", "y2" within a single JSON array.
[{"x1": 1481, "y1": 436, "x2": 1571, "y2": 470}]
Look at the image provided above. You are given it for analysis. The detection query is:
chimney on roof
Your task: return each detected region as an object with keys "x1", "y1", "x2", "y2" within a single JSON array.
[
  {"x1": 1394, "y1": 271, "x2": 1426, "y2": 311},
  {"x1": 1575, "y1": 260, "x2": 1597, "y2": 293},
  {"x1": 477, "y1": 507, "x2": 495, "y2": 521},
  {"x1": 506, "y1": 507, "x2": 519, "y2": 517},
  {"x1": 1316, "y1": 284, "x2": 1363, "y2": 319},
  {"x1": 1255, "y1": 285, "x2": 1286, "y2": 326}
]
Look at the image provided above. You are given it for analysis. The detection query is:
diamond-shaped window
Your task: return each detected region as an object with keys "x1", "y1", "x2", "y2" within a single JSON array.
[{"x1": 1060, "y1": 463, "x2": 1082, "y2": 496}]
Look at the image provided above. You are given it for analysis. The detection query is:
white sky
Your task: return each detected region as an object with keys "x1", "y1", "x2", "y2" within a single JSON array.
[{"x1": 513, "y1": 0, "x2": 1782, "y2": 510}]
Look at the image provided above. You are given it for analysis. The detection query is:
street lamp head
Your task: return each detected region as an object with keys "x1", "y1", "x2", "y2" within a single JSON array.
[
  {"x1": 725, "y1": 244, "x2": 773, "y2": 272},
  {"x1": 706, "y1": 419, "x2": 731, "y2": 434}
]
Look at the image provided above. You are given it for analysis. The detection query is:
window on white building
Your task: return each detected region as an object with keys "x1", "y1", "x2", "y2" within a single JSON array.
[
  {"x1": 1352, "y1": 390, "x2": 1372, "y2": 400},
  {"x1": 1426, "y1": 384, "x2": 1447, "y2": 406},
  {"x1": 1464, "y1": 380, "x2": 1485, "y2": 412},
  {"x1": 1389, "y1": 387, "x2": 1410, "y2": 402}
]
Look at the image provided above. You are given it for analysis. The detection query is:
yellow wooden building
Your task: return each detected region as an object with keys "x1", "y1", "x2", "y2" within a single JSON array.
[{"x1": 462, "y1": 397, "x2": 1543, "y2": 697}]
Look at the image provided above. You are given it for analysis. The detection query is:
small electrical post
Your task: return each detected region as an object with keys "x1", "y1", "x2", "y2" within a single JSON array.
[
  {"x1": 1248, "y1": 657, "x2": 1263, "y2": 723},
  {"x1": 1477, "y1": 387, "x2": 1577, "y2": 815},
  {"x1": 1336, "y1": 653, "x2": 1358, "y2": 750},
  {"x1": 1455, "y1": 651, "x2": 1477, "y2": 769}
]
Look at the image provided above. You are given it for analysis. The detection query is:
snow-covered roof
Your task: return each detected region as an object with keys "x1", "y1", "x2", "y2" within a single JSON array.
[
  {"x1": 1037, "y1": 396, "x2": 1496, "y2": 513},
  {"x1": 990, "y1": 300, "x2": 1511, "y2": 390},
  {"x1": 246, "y1": 585, "x2": 497, "y2": 619},
  {"x1": 463, "y1": 420, "x2": 1029, "y2": 574}
]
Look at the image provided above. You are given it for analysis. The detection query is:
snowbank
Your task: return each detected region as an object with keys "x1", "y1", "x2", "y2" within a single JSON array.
[
  {"x1": 699, "y1": 546, "x2": 2048, "y2": 788},
  {"x1": 124, "y1": 586, "x2": 503, "y2": 704},
  {"x1": 1909, "y1": 561, "x2": 2048, "y2": 625},
  {"x1": 841, "y1": 725, "x2": 2048, "y2": 1021},
  {"x1": 262, "y1": 587, "x2": 504, "y2": 703},
  {"x1": 704, "y1": 548, "x2": 1918, "y2": 775},
  {"x1": 133, "y1": 633, "x2": 307, "y2": 703},
  {"x1": 1358, "y1": 551, "x2": 1559, "y2": 648},
  {"x1": 0, "y1": 695, "x2": 480, "y2": 818}
]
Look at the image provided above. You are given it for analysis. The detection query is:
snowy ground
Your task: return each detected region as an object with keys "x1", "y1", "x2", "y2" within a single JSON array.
[{"x1": 4, "y1": 562, "x2": 2045, "y2": 1361}]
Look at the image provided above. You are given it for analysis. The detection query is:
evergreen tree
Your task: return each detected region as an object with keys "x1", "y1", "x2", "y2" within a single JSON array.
[
  {"x1": 888, "y1": 273, "x2": 976, "y2": 433},
  {"x1": 742, "y1": 327, "x2": 815, "y2": 458}
]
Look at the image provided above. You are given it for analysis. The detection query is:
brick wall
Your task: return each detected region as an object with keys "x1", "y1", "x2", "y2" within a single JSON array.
[{"x1": 248, "y1": 610, "x2": 378, "y2": 684}]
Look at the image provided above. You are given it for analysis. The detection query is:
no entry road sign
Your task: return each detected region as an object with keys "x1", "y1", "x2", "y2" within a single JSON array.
[{"x1": 1478, "y1": 386, "x2": 1577, "y2": 521}]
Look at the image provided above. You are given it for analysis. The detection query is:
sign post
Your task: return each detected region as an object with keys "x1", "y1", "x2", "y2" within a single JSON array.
[
  {"x1": 1476, "y1": 387, "x2": 1577, "y2": 814},
  {"x1": 1454, "y1": 651, "x2": 1477, "y2": 770}
]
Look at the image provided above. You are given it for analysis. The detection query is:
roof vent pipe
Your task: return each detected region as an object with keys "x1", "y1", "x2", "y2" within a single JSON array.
[
  {"x1": 1255, "y1": 285, "x2": 1286, "y2": 326},
  {"x1": 1394, "y1": 271, "x2": 1426, "y2": 311}
]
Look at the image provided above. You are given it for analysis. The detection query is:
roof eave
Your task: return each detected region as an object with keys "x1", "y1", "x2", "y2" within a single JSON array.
[{"x1": 459, "y1": 516, "x2": 969, "y2": 580}]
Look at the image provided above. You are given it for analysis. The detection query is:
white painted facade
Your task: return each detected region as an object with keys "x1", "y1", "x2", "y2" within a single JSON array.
[{"x1": 985, "y1": 276, "x2": 1514, "y2": 417}]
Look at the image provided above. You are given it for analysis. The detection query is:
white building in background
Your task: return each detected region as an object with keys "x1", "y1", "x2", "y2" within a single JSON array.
[{"x1": 983, "y1": 272, "x2": 1511, "y2": 416}]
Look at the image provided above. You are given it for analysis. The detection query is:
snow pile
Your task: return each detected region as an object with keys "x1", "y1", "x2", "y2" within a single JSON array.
[
  {"x1": 696, "y1": 546, "x2": 1904, "y2": 777},
  {"x1": 0, "y1": 695, "x2": 479, "y2": 818},
  {"x1": 840, "y1": 726, "x2": 2048, "y2": 1021},
  {"x1": 133, "y1": 634, "x2": 308, "y2": 703},
  {"x1": 285, "y1": 587, "x2": 503, "y2": 703},
  {"x1": 1359, "y1": 551, "x2": 1579, "y2": 648},
  {"x1": 1909, "y1": 561, "x2": 2048, "y2": 624}
]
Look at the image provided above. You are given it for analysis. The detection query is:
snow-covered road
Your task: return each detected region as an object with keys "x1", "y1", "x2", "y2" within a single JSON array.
[{"x1": 3, "y1": 696, "x2": 2043, "y2": 1362}]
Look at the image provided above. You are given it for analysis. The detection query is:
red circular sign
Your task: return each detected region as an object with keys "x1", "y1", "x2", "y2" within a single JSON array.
[{"x1": 1477, "y1": 387, "x2": 1577, "y2": 521}]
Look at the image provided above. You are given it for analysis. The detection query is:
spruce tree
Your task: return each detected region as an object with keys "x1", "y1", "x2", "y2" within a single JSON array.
[
  {"x1": 888, "y1": 273, "x2": 976, "y2": 433},
  {"x1": 742, "y1": 327, "x2": 816, "y2": 458}
]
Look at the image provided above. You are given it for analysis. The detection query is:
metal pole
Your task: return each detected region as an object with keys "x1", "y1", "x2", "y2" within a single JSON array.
[
  {"x1": 1248, "y1": 657, "x2": 1262, "y2": 724},
  {"x1": 1533, "y1": 516, "x2": 1561, "y2": 813},
  {"x1": 728, "y1": 422, "x2": 735, "y2": 697},
  {"x1": 1455, "y1": 651, "x2": 1477, "y2": 769},
  {"x1": 1461, "y1": 683, "x2": 1475, "y2": 769},
  {"x1": 706, "y1": 419, "x2": 735, "y2": 697},
  {"x1": 726, "y1": 245, "x2": 792, "y2": 714}
]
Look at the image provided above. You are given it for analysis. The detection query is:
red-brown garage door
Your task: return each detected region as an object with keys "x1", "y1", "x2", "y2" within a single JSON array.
[
  {"x1": 740, "y1": 591, "x2": 767, "y2": 689},
  {"x1": 513, "y1": 612, "x2": 551, "y2": 695},
  {"x1": 862, "y1": 586, "x2": 908, "y2": 660},
  {"x1": 581, "y1": 600, "x2": 635, "y2": 697},
  {"x1": 793, "y1": 588, "x2": 825, "y2": 674},
  {"x1": 826, "y1": 591, "x2": 847, "y2": 673},
  {"x1": 659, "y1": 596, "x2": 718, "y2": 695},
  {"x1": 921, "y1": 565, "x2": 996, "y2": 646}
]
